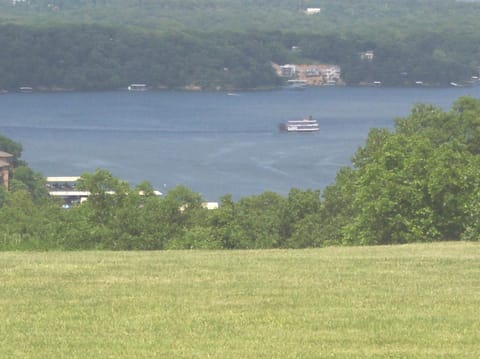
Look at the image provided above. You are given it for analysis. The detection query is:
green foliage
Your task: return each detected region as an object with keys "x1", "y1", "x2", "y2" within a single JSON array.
[
  {"x1": 343, "y1": 32, "x2": 478, "y2": 86},
  {"x1": 324, "y1": 96, "x2": 480, "y2": 245},
  {"x1": 318, "y1": 167, "x2": 357, "y2": 246},
  {"x1": 160, "y1": 185, "x2": 208, "y2": 249},
  {"x1": 0, "y1": 25, "x2": 285, "y2": 91},
  {"x1": 166, "y1": 227, "x2": 221, "y2": 250},
  {"x1": 229, "y1": 191, "x2": 285, "y2": 249},
  {"x1": 0, "y1": 134, "x2": 24, "y2": 166},
  {"x1": 208, "y1": 194, "x2": 237, "y2": 249},
  {"x1": 3, "y1": 0, "x2": 480, "y2": 37},
  {"x1": 279, "y1": 188, "x2": 322, "y2": 248},
  {"x1": 74, "y1": 169, "x2": 161, "y2": 249},
  {"x1": 461, "y1": 189, "x2": 480, "y2": 242},
  {"x1": 10, "y1": 166, "x2": 50, "y2": 205},
  {"x1": 426, "y1": 142, "x2": 480, "y2": 238},
  {"x1": 344, "y1": 134, "x2": 440, "y2": 244},
  {"x1": 0, "y1": 189, "x2": 63, "y2": 250}
]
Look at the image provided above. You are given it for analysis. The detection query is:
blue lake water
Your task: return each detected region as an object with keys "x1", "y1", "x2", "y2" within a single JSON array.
[{"x1": 1, "y1": 86, "x2": 479, "y2": 200}]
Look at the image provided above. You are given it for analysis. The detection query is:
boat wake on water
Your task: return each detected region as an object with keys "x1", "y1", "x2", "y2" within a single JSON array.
[{"x1": 0, "y1": 124, "x2": 273, "y2": 135}]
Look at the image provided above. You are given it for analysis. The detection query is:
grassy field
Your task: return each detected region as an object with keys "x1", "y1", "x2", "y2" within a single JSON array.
[{"x1": 0, "y1": 242, "x2": 479, "y2": 358}]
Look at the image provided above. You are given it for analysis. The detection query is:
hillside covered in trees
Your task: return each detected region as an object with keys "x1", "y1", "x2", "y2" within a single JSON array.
[
  {"x1": 3, "y1": 0, "x2": 480, "y2": 35},
  {"x1": 1, "y1": 97, "x2": 480, "y2": 250},
  {"x1": 0, "y1": 0, "x2": 480, "y2": 90}
]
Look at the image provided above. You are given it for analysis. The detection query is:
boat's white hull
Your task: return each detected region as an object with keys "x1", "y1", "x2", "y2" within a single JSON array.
[{"x1": 285, "y1": 127, "x2": 319, "y2": 132}]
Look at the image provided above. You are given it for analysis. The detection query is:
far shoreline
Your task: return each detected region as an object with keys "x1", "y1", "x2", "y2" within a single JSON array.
[{"x1": 2, "y1": 82, "x2": 478, "y2": 95}]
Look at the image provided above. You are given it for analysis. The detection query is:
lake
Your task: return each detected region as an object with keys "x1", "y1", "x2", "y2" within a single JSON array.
[{"x1": 1, "y1": 86, "x2": 479, "y2": 200}]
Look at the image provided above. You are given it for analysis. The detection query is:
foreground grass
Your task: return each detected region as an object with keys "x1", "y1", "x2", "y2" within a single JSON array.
[{"x1": 0, "y1": 242, "x2": 479, "y2": 358}]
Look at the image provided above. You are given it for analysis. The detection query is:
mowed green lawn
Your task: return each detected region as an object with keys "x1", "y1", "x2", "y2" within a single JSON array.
[{"x1": 1, "y1": 242, "x2": 479, "y2": 358}]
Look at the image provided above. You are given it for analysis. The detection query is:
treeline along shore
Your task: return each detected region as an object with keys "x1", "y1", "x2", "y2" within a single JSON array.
[
  {"x1": 0, "y1": 23, "x2": 479, "y2": 92},
  {"x1": 1, "y1": 97, "x2": 480, "y2": 250},
  {"x1": 2, "y1": 0, "x2": 480, "y2": 91}
]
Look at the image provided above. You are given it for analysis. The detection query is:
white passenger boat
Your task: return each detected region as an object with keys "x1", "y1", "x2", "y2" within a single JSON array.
[{"x1": 279, "y1": 116, "x2": 319, "y2": 132}]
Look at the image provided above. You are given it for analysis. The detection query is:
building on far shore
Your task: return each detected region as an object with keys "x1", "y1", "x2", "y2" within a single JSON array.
[
  {"x1": 272, "y1": 63, "x2": 342, "y2": 86},
  {"x1": 360, "y1": 50, "x2": 375, "y2": 61}
]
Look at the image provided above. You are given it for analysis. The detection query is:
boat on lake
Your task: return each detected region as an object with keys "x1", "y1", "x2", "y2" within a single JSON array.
[
  {"x1": 283, "y1": 79, "x2": 307, "y2": 90},
  {"x1": 279, "y1": 116, "x2": 319, "y2": 132},
  {"x1": 127, "y1": 83, "x2": 148, "y2": 91},
  {"x1": 19, "y1": 86, "x2": 34, "y2": 93}
]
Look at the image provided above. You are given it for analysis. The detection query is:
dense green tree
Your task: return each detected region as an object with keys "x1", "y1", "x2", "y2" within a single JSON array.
[
  {"x1": 160, "y1": 185, "x2": 209, "y2": 249},
  {"x1": 344, "y1": 134, "x2": 439, "y2": 245},
  {"x1": 76, "y1": 169, "x2": 129, "y2": 225},
  {"x1": 208, "y1": 194, "x2": 238, "y2": 249},
  {"x1": 279, "y1": 188, "x2": 321, "y2": 247},
  {"x1": 10, "y1": 166, "x2": 49, "y2": 205},
  {"x1": 73, "y1": 169, "x2": 128, "y2": 248},
  {"x1": 461, "y1": 187, "x2": 480, "y2": 242},
  {"x1": 231, "y1": 191, "x2": 285, "y2": 249},
  {"x1": 319, "y1": 167, "x2": 357, "y2": 246},
  {"x1": 0, "y1": 189, "x2": 62, "y2": 249},
  {"x1": 426, "y1": 142, "x2": 480, "y2": 239},
  {"x1": 326, "y1": 96, "x2": 480, "y2": 245}
]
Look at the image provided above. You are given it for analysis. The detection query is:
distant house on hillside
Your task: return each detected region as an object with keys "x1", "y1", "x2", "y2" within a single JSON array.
[
  {"x1": 322, "y1": 65, "x2": 341, "y2": 83},
  {"x1": 280, "y1": 64, "x2": 296, "y2": 78},
  {"x1": 360, "y1": 50, "x2": 375, "y2": 61}
]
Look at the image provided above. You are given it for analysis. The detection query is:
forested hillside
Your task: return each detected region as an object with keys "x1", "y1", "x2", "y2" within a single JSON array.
[
  {"x1": 0, "y1": 25, "x2": 284, "y2": 90},
  {"x1": 0, "y1": 23, "x2": 478, "y2": 91},
  {"x1": 2, "y1": 0, "x2": 480, "y2": 35},
  {"x1": 0, "y1": 0, "x2": 479, "y2": 90}
]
